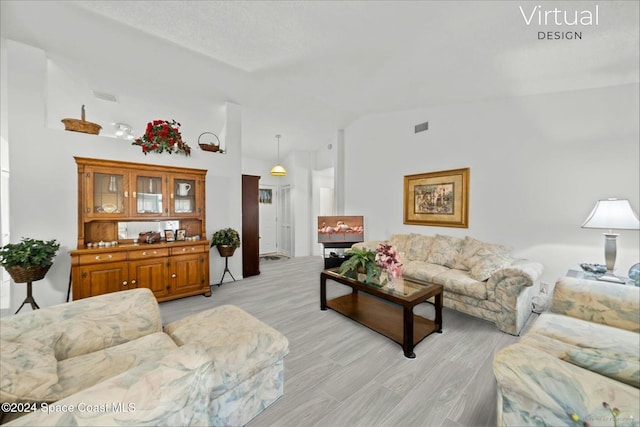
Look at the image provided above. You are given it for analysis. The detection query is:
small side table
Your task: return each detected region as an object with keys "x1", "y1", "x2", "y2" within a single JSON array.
[{"x1": 566, "y1": 269, "x2": 635, "y2": 286}]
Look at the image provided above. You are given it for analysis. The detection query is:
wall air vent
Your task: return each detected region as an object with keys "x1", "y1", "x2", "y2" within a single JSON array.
[
  {"x1": 414, "y1": 121, "x2": 429, "y2": 133},
  {"x1": 92, "y1": 90, "x2": 119, "y2": 103}
]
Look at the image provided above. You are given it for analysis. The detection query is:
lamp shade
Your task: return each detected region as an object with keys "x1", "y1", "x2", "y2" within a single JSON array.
[
  {"x1": 270, "y1": 165, "x2": 287, "y2": 176},
  {"x1": 581, "y1": 199, "x2": 640, "y2": 230}
]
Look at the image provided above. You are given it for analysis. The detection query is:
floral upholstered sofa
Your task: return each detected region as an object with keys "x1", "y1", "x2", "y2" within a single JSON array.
[
  {"x1": 0, "y1": 288, "x2": 289, "y2": 426},
  {"x1": 493, "y1": 277, "x2": 639, "y2": 427},
  {"x1": 353, "y1": 233, "x2": 544, "y2": 335}
]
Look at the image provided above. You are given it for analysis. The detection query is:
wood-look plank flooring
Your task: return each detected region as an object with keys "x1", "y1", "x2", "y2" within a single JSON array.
[{"x1": 159, "y1": 256, "x2": 535, "y2": 427}]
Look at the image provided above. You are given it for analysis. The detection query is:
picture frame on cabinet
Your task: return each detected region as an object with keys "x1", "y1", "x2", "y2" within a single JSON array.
[
  {"x1": 176, "y1": 229, "x2": 186, "y2": 241},
  {"x1": 164, "y1": 229, "x2": 175, "y2": 242}
]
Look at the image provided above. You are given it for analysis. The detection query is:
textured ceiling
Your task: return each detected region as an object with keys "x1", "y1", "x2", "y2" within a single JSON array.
[{"x1": 2, "y1": 1, "x2": 638, "y2": 160}]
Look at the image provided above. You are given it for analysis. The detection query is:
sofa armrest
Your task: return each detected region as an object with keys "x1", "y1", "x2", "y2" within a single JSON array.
[
  {"x1": 551, "y1": 277, "x2": 640, "y2": 333},
  {"x1": 4, "y1": 344, "x2": 216, "y2": 427},
  {"x1": 494, "y1": 342, "x2": 640, "y2": 427},
  {"x1": 0, "y1": 288, "x2": 162, "y2": 360},
  {"x1": 487, "y1": 259, "x2": 544, "y2": 304}
]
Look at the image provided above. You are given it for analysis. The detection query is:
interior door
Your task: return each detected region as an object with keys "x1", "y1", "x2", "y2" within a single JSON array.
[
  {"x1": 259, "y1": 185, "x2": 277, "y2": 255},
  {"x1": 242, "y1": 175, "x2": 260, "y2": 277},
  {"x1": 279, "y1": 184, "x2": 293, "y2": 257}
]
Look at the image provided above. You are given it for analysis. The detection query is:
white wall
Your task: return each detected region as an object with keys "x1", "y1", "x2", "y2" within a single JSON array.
[
  {"x1": 344, "y1": 84, "x2": 640, "y2": 286},
  {"x1": 4, "y1": 39, "x2": 243, "y2": 310}
]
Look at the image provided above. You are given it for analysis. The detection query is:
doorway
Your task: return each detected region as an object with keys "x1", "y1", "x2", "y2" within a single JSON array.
[
  {"x1": 259, "y1": 185, "x2": 277, "y2": 255},
  {"x1": 279, "y1": 185, "x2": 293, "y2": 257}
]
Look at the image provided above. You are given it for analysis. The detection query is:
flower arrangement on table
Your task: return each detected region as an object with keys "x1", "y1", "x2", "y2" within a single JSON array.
[
  {"x1": 375, "y1": 243, "x2": 402, "y2": 279},
  {"x1": 132, "y1": 119, "x2": 192, "y2": 156}
]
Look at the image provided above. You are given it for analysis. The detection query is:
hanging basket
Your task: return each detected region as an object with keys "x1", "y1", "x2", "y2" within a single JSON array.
[
  {"x1": 6, "y1": 265, "x2": 52, "y2": 283},
  {"x1": 198, "y1": 132, "x2": 221, "y2": 152}
]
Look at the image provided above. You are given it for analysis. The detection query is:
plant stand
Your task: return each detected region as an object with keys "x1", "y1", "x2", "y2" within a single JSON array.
[
  {"x1": 218, "y1": 255, "x2": 236, "y2": 286},
  {"x1": 15, "y1": 281, "x2": 40, "y2": 313}
]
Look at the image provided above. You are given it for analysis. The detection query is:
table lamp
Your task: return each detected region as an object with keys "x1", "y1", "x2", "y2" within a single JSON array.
[{"x1": 581, "y1": 198, "x2": 640, "y2": 283}]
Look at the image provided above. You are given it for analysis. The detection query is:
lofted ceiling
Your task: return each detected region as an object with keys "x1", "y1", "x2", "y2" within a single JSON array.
[{"x1": 2, "y1": 1, "x2": 638, "y2": 160}]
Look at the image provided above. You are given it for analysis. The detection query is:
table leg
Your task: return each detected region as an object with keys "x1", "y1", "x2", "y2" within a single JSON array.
[
  {"x1": 403, "y1": 306, "x2": 416, "y2": 358},
  {"x1": 320, "y1": 274, "x2": 327, "y2": 310},
  {"x1": 435, "y1": 292, "x2": 443, "y2": 333}
]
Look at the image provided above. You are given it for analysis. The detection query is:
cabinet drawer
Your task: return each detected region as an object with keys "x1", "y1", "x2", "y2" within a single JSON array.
[
  {"x1": 78, "y1": 252, "x2": 127, "y2": 264},
  {"x1": 129, "y1": 248, "x2": 170, "y2": 260},
  {"x1": 170, "y1": 245, "x2": 206, "y2": 255}
]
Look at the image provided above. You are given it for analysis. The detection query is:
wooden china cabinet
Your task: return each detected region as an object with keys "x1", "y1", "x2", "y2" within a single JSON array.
[{"x1": 70, "y1": 157, "x2": 211, "y2": 302}]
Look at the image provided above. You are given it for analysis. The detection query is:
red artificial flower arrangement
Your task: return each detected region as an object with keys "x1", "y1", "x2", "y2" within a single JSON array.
[{"x1": 132, "y1": 119, "x2": 192, "y2": 156}]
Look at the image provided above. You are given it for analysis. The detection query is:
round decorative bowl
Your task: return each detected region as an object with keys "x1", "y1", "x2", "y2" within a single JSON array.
[
  {"x1": 629, "y1": 263, "x2": 640, "y2": 286},
  {"x1": 580, "y1": 263, "x2": 607, "y2": 275}
]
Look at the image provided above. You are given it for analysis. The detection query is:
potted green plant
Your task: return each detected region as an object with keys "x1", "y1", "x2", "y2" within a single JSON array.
[
  {"x1": 0, "y1": 237, "x2": 61, "y2": 283},
  {"x1": 210, "y1": 228, "x2": 241, "y2": 257},
  {"x1": 339, "y1": 247, "x2": 381, "y2": 284}
]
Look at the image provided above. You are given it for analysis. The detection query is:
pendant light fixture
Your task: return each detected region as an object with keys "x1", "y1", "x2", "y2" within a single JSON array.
[{"x1": 270, "y1": 134, "x2": 287, "y2": 176}]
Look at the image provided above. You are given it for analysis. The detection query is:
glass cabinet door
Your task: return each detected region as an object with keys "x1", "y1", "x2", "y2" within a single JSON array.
[
  {"x1": 135, "y1": 174, "x2": 165, "y2": 215},
  {"x1": 92, "y1": 172, "x2": 126, "y2": 215},
  {"x1": 173, "y1": 178, "x2": 197, "y2": 214}
]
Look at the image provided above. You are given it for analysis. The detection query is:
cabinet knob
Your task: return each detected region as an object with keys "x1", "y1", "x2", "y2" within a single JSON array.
[
  {"x1": 171, "y1": 273, "x2": 177, "y2": 278},
  {"x1": 125, "y1": 191, "x2": 129, "y2": 198},
  {"x1": 95, "y1": 254, "x2": 113, "y2": 261},
  {"x1": 122, "y1": 280, "x2": 128, "y2": 286},
  {"x1": 131, "y1": 280, "x2": 136, "y2": 285}
]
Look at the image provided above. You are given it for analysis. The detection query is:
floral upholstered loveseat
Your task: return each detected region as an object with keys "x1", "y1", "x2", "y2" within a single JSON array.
[
  {"x1": 493, "y1": 277, "x2": 639, "y2": 427},
  {"x1": 353, "y1": 233, "x2": 544, "y2": 335},
  {"x1": 0, "y1": 288, "x2": 289, "y2": 426}
]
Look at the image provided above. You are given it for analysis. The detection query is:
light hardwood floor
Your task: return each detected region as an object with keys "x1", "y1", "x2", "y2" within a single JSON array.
[{"x1": 159, "y1": 256, "x2": 535, "y2": 427}]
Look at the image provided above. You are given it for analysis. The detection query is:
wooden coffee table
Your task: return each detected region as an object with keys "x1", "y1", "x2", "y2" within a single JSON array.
[{"x1": 320, "y1": 268, "x2": 443, "y2": 358}]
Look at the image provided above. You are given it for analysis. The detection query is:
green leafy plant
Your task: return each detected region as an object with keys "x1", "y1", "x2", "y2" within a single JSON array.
[
  {"x1": 339, "y1": 247, "x2": 381, "y2": 283},
  {"x1": 132, "y1": 119, "x2": 192, "y2": 156},
  {"x1": 0, "y1": 237, "x2": 61, "y2": 270},
  {"x1": 210, "y1": 228, "x2": 241, "y2": 248}
]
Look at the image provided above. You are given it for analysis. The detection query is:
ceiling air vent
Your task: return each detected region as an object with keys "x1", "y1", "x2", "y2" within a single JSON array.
[
  {"x1": 92, "y1": 90, "x2": 119, "y2": 103},
  {"x1": 414, "y1": 121, "x2": 429, "y2": 133}
]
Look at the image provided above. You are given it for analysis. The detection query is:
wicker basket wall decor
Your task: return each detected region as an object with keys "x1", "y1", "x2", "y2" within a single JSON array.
[
  {"x1": 198, "y1": 132, "x2": 221, "y2": 152},
  {"x1": 61, "y1": 105, "x2": 102, "y2": 135}
]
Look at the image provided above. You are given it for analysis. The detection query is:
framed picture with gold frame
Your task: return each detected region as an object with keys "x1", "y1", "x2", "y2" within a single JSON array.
[{"x1": 403, "y1": 168, "x2": 469, "y2": 228}]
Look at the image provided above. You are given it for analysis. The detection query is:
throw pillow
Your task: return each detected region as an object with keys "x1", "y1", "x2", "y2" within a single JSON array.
[
  {"x1": 406, "y1": 234, "x2": 434, "y2": 262},
  {"x1": 0, "y1": 336, "x2": 60, "y2": 403},
  {"x1": 561, "y1": 348, "x2": 640, "y2": 388},
  {"x1": 467, "y1": 247, "x2": 512, "y2": 281},
  {"x1": 388, "y1": 234, "x2": 410, "y2": 255},
  {"x1": 426, "y1": 235, "x2": 464, "y2": 268}
]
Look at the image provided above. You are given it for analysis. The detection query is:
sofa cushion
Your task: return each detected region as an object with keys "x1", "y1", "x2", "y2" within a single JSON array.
[
  {"x1": 406, "y1": 234, "x2": 433, "y2": 262},
  {"x1": 467, "y1": 247, "x2": 512, "y2": 281},
  {"x1": 432, "y1": 269, "x2": 487, "y2": 299},
  {"x1": 529, "y1": 313, "x2": 640, "y2": 358},
  {"x1": 0, "y1": 334, "x2": 61, "y2": 403},
  {"x1": 402, "y1": 261, "x2": 448, "y2": 283},
  {"x1": 561, "y1": 348, "x2": 640, "y2": 388},
  {"x1": 426, "y1": 235, "x2": 463, "y2": 267},
  {"x1": 54, "y1": 332, "x2": 178, "y2": 401},
  {"x1": 551, "y1": 277, "x2": 640, "y2": 333},
  {"x1": 453, "y1": 236, "x2": 512, "y2": 271}
]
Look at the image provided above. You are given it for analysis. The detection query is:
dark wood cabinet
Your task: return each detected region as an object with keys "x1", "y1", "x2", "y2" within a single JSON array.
[{"x1": 242, "y1": 174, "x2": 260, "y2": 278}]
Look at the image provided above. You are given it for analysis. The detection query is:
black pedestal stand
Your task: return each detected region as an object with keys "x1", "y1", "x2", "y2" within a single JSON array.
[
  {"x1": 218, "y1": 256, "x2": 237, "y2": 286},
  {"x1": 15, "y1": 281, "x2": 40, "y2": 314}
]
